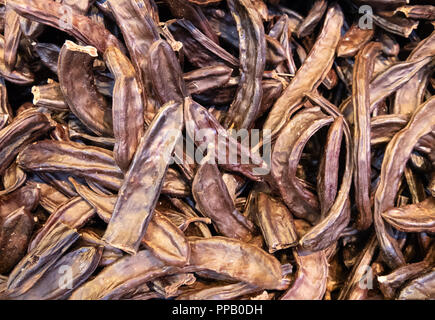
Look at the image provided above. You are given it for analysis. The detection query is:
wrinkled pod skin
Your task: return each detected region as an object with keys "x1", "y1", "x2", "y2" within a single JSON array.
[
  {"x1": 58, "y1": 40, "x2": 113, "y2": 137},
  {"x1": 103, "y1": 101, "x2": 184, "y2": 254}
]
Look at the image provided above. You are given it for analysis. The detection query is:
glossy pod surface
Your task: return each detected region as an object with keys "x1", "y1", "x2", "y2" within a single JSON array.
[{"x1": 0, "y1": 0, "x2": 433, "y2": 301}]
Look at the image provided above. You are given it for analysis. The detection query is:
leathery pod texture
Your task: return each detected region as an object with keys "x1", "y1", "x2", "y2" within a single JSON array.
[{"x1": 0, "y1": 0, "x2": 433, "y2": 301}]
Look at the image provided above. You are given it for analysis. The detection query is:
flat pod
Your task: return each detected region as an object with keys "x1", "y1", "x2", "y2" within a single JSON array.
[
  {"x1": 184, "y1": 65, "x2": 233, "y2": 95},
  {"x1": 257, "y1": 79, "x2": 283, "y2": 119},
  {"x1": 141, "y1": 214, "x2": 191, "y2": 267},
  {"x1": 370, "y1": 114, "x2": 409, "y2": 146},
  {"x1": 0, "y1": 187, "x2": 40, "y2": 221},
  {"x1": 272, "y1": 107, "x2": 333, "y2": 223},
  {"x1": 224, "y1": 0, "x2": 266, "y2": 130},
  {"x1": 184, "y1": 97, "x2": 269, "y2": 180},
  {"x1": 8, "y1": 0, "x2": 124, "y2": 54},
  {"x1": 0, "y1": 109, "x2": 51, "y2": 174},
  {"x1": 0, "y1": 206, "x2": 34, "y2": 274},
  {"x1": 104, "y1": 45, "x2": 144, "y2": 172},
  {"x1": 6, "y1": 221, "x2": 79, "y2": 297},
  {"x1": 341, "y1": 57, "x2": 432, "y2": 123},
  {"x1": 12, "y1": 246, "x2": 103, "y2": 300},
  {"x1": 381, "y1": 197, "x2": 435, "y2": 233},
  {"x1": 3, "y1": 6, "x2": 22, "y2": 70},
  {"x1": 374, "y1": 96, "x2": 435, "y2": 269},
  {"x1": 33, "y1": 42, "x2": 60, "y2": 74},
  {"x1": 103, "y1": 101, "x2": 183, "y2": 254},
  {"x1": 107, "y1": 0, "x2": 161, "y2": 117},
  {"x1": 371, "y1": 13, "x2": 418, "y2": 38},
  {"x1": 0, "y1": 162, "x2": 26, "y2": 196},
  {"x1": 147, "y1": 39, "x2": 188, "y2": 105},
  {"x1": 268, "y1": 14, "x2": 297, "y2": 74},
  {"x1": 188, "y1": 236, "x2": 290, "y2": 290},
  {"x1": 176, "y1": 282, "x2": 261, "y2": 300},
  {"x1": 0, "y1": 35, "x2": 34, "y2": 84},
  {"x1": 192, "y1": 161, "x2": 255, "y2": 241},
  {"x1": 169, "y1": 19, "x2": 239, "y2": 68},
  {"x1": 70, "y1": 175, "x2": 189, "y2": 224},
  {"x1": 17, "y1": 140, "x2": 123, "y2": 191},
  {"x1": 263, "y1": 4, "x2": 343, "y2": 138},
  {"x1": 2, "y1": 0, "x2": 434, "y2": 302},
  {"x1": 163, "y1": 0, "x2": 219, "y2": 45},
  {"x1": 280, "y1": 247, "x2": 328, "y2": 300},
  {"x1": 254, "y1": 192, "x2": 298, "y2": 253},
  {"x1": 338, "y1": 235, "x2": 377, "y2": 300},
  {"x1": 398, "y1": 267, "x2": 435, "y2": 300},
  {"x1": 394, "y1": 5, "x2": 435, "y2": 20},
  {"x1": 352, "y1": 42, "x2": 383, "y2": 230},
  {"x1": 58, "y1": 40, "x2": 113, "y2": 137},
  {"x1": 299, "y1": 92, "x2": 353, "y2": 252},
  {"x1": 27, "y1": 197, "x2": 95, "y2": 252},
  {"x1": 317, "y1": 116, "x2": 344, "y2": 219},
  {"x1": 378, "y1": 260, "x2": 432, "y2": 299},
  {"x1": 79, "y1": 229, "x2": 124, "y2": 267},
  {"x1": 69, "y1": 249, "x2": 186, "y2": 300},
  {"x1": 394, "y1": 31, "x2": 435, "y2": 115},
  {"x1": 336, "y1": 23, "x2": 374, "y2": 58},
  {"x1": 34, "y1": 183, "x2": 69, "y2": 214},
  {"x1": 296, "y1": 0, "x2": 327, "y2": 38}
]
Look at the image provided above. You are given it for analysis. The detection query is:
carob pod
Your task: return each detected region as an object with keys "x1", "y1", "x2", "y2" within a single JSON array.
[
  {"x1": 104, "y1": 46, "x2": 144, "y2": 172},
  {"x1": 0, "y1": 109, "x2": 52, "y2": 175},
  {"x1": 6, "y1": 221, "x2": 80, "y2": 297},
  {"x1": 374, "y1": 96, "x2": 435, "y2": 269},
  {"x1": 58, "y1": 40, "x2": 113, "y2": 137},
  {"x1": 192, "y1": 160, "x2": 255, "y2": 242},
  {"x1": 188, "y1": 236, "x2": 290, "y2": 290},
  {"x1": 223, "y1": 0, "x2": 266, "y2": 130},
  {"x1": 103, "y1": 101, "x2": 183, "y2": 254},
  {"x1": 263, "y1": 4, "x2": 343, "y2": 139}
]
